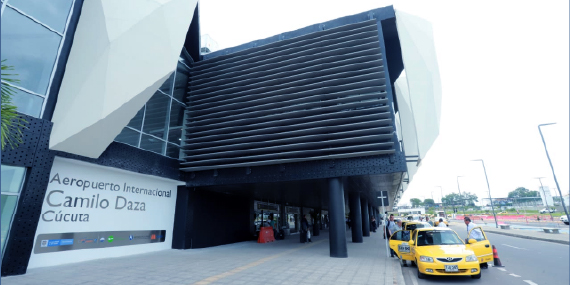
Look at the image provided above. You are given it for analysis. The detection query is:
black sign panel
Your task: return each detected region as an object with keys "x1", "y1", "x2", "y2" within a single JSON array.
[
  {"x1": 376, "y1": 191, "x2": 390, "y2": 207},
  {"x1": 34, "y1": 230, "x2": 165, "y2": 254}
]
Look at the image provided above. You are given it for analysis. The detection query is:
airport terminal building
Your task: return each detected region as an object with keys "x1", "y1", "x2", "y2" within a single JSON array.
[{"x1": 0, "y1": 0, "x2": 441, "y2": 276}]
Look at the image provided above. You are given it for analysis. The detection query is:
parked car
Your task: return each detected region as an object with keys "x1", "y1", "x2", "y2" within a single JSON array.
[
  {"x1": 560, "y1": 215, "x2": 569, "y2": 225},
  {"x1": 539, "y1": 208, "x2": 555, "y2": 214}
]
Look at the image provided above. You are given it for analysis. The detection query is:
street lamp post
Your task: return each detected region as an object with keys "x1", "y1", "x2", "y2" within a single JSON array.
[
  {"x1": 471, "y1": 159, "x2": 498, "y2": 228},
  {"x1": 535, "y1": 177, "x2": 554, "y2": 222},
  {"x1": 456, "y1": 176, "x2": 466, "y2": 216},
  {"x1": 538, "y1": 123, "x2": 570, "y2": 225}
]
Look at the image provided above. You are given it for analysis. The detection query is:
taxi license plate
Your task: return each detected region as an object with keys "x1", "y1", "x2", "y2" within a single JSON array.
[
  {"x1": 398, "y1": 245, "x2": 410, "y2": 253},
  {"x1": 444, "y1": 265, "x2": 459, "y2": 272}
]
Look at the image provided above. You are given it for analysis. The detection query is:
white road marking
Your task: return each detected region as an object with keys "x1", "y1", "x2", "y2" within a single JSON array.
[
  {"x1": 523, "y1": 280, "x2": 538, "y2": 285},
  {"x1": 509, "y1": 273, "x2": 521, "y2": 277},
  {"x1": 408, "y1": 269, "x2": 419, "y2": 285},
  {"x1": 502, "y1": 244, "x2": 527, "y2": 250},
  {"x1": 496, "y1": 268, "x2": 507, "y2": 271}
]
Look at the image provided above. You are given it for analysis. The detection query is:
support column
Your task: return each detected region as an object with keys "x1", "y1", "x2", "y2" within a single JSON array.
[
  {"x1": 361, "y1": 199, "x2": 370, "y2": 237},
  {"x1": 349, "y1": 192, "x2": 363, "y2": 243},
  {"x1": 328, "y1": 177, "x2": 348, "y2": 258}
]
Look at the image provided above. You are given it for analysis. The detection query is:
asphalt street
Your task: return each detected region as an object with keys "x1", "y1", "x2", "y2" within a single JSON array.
[{"x1": 400, "y1": 225, "x2": 570, "y2": 285}]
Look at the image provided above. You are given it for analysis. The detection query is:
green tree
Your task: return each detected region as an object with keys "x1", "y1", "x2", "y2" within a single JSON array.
[
  {"x1": 423, "y1": 198, "x2": 435, "y2": 206},
  {"x1": 508, "y1": 187, "x2": 539, "y2": 198},
  {"x1": 1, "y1": 60, "x2": 27, "y2": 150},
  {"x1": 410, "y1": 198, "x2": 422, "y2": 208},
  {"x1": 442, "y1": 192, "x2": 478, "y2": 206}
]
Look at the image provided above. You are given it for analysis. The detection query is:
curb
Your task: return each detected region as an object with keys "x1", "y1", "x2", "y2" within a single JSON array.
[{"x1": 482, "y1": 229, "x2": 569, "y2": 245}]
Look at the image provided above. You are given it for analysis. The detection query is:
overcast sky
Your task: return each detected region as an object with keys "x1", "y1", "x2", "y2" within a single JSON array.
[{"x1": 199, "y1": 0, "x2": 569, "y2": 205}]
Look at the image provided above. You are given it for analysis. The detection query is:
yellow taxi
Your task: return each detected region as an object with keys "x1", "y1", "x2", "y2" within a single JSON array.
[
  {"x1": 389, "y1": 227, "x2": 493, "y2": 279},
  {"x1": 402, "y1": 221, "x2": 432, "y2": 231}
]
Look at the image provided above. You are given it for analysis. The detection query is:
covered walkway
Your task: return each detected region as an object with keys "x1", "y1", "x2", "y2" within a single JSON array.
[{"x1": 2, "y1": 230, "x2": 404, "y2": 285}]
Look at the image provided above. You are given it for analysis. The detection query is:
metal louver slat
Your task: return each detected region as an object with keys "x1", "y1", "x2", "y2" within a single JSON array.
[{"x1": 182, "y1": 20, "x2": 396, "y2": 172}]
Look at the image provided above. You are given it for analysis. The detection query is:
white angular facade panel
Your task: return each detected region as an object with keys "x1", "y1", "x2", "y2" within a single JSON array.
[
  {"x1": 394, "y1": 10, "x2": 442, "y2": 161},
  {"x1": 50, "y1": 0, "x2": 198, "y2": 158},
  {"x1": 395, "y1": 75, "x2": 420, "y2": 186}
]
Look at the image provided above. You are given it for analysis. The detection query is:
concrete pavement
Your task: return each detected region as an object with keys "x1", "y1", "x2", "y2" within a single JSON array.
[{"x1": 2, "y1": 229, "x2": 405, "y2": 285}]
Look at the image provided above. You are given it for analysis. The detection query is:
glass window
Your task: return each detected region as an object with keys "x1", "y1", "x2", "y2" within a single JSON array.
[
  {"x1": 8, "y1": 0, "x2": 73, "y2": 33},
  {"x1": 127, "y1": 106, "x2": 144, "y2": 131},
  {"x1": 1, "y1": 164, "x2": 26, "y2": 256},
  {"x1": 167, "y1": 128, "x2": 182, "y2": 145},
  {"x1": 140, "y1": 134, "x2": 165, "y2": 155},
  {"x1": 9, "y1": 87, "x2": 43, "y2": 117},
  {"x1": 1, "y1": 7, "x2": 62, "y2": 95},
  {"x1": 159, "y1": 72, "x2": 174, "y2": 94},
  {"x1": 143, "y1": 91, "x2": 169, "y2": 139},
  {"x1": 1, "y1": 195, "x2": 18, "y2": 255},
  {"x1": 173, "y1": 62, "x2": 189, "y2": 103},
  {"x1": 1, "y1": 165, "x2": 26, "y2": 193},
  {"x1": 166, "y1": 143, "x2": 180, "y2": 159},
  {"x1": 114, "y1": 127, "x2": 140, "y2": 148},
  {"x1": 168, "y1": 101, "x2": 185, "y2": 143}
]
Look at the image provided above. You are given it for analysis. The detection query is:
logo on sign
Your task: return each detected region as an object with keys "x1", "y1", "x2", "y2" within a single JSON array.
[
  {"x1": 108, "y1": 235, "x2": 114, "y2": 243},
  {"x1": 41, "y1": 240, "x2": 48, "y2": 247},
  {"x1": 129, "y1": 235, "x2": 133, "y2": 240},
  {"x1": 151, "y1": 234, "x2": 156, "y2": 240},
  {"x1": 100, "y1": 237, "x2": 105, "y2": 242}
]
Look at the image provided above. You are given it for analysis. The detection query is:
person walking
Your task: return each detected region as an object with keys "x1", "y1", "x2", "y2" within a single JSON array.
[
  {"x1": 302, "y1": 215, "x2": 311, "y2": 243},
  {"x1": 371, "y1": 216, "x2": 377, "y2": 232}
]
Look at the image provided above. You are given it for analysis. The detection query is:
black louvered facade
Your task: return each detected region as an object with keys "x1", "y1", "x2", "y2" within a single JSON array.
[{"x1": 182, "y1": 20, "x2": 396, "y2": 172}]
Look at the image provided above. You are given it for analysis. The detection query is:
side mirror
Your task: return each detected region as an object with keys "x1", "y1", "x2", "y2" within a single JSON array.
[
  {"x1": 409, "y1": 240, "x2": 415, "y2": 246},
  {"x1": 468, "y1": 239, "x2": 477, "y2": 244}
]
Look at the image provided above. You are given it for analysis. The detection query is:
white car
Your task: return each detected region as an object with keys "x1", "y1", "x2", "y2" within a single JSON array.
[
  {"x1": 539, "y1": 208, "x2": 555, "y2": 214},
  {"x1": 560, "y1": 215, "x2": 569, "y2": 225}
]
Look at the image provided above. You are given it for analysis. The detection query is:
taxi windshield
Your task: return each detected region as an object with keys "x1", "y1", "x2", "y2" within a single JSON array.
[{"x1": 416, "y1": 230, "x2": 463, "y2": 246}]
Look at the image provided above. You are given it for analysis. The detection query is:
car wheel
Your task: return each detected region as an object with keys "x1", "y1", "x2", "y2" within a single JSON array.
[
  {"x1": 471, "y1": 272, "x2": 481, "y2": 279},
  {"x1": 417, "y1": 261, "x2": 425, "y2": 279},
  {"x1": 399, "y1": 255, "x2": 407, "y2": 267},
  {"x1": 410, "y1": 260, "x2": 416, "y2": 267}
]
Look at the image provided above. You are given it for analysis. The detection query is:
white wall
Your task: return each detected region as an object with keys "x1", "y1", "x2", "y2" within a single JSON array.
[{"x1": 28, "y1": 157, "x2": 183, "y2": 269}]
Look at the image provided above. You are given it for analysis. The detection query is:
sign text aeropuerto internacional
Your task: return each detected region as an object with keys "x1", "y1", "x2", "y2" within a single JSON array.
[{"x1": 41, "y1": 173, "x2": 173, "y2": 223}]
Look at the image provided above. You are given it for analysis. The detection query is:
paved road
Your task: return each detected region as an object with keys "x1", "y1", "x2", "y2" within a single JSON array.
[{"x1": 400, "y1": 225, "x2": 569, "y2": 285}]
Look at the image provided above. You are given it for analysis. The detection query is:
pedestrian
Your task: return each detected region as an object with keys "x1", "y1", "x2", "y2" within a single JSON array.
[
  {"x1": 437, "y1": 218, "x2": 447, "y2": 227},
  {"x1": 464, "y1": 216, "x2": 484, "y2": 241},
  {"x1": 426, "y1": 216, "x2": 433, "y2": 226},
  {"x1": 302, "y1": 214, "x2": 311, "y2": 243},
  {"x1": 385, "y1": 214, "x2": 398, "y2": 257},
  {"x1": 371, "y1": 216, "x2": 377, "y2": 232}
]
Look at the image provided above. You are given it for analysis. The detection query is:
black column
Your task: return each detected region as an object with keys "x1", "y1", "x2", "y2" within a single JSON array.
[
  {"x1": 349, "y1": 192, "x2": 363, "y2": 243},
  {"x1": 361, "y1": 199, "x2": 370, "y2": 237},
  {"x1": 328, "y1": 177, "x2": 348, "y2": 258}
]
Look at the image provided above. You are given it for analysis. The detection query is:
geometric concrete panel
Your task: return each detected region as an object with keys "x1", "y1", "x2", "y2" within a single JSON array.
[
  {"x1": 395, "y1": 10, "x2": 442, "y2": 161},
  {"x1": 50, "y1": 0, "x2": 197, "y2": 158}
]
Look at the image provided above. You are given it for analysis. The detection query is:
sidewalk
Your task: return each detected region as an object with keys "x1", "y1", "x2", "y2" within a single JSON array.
[
  {"x1": 448, "y1": 223, "x2": 569, "y2": 245},
  {"x1": 1, "y1": 230, "x2": 405, "y2": 285}
]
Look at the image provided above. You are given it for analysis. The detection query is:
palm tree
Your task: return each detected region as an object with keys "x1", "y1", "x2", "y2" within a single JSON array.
[{"x1": 1, "y1": 59, "x2": 27, "y2": 150}]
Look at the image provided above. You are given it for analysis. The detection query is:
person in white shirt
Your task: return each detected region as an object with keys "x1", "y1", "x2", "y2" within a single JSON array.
[
  {"x1": 426, "y1": 216, "x2": 434, "y2": 226},
  {"x1": 437, "y1": 218, "x2": 447, "y2": 227},
  {"x1": 464, "y1": 216, "x2": 484, "y2": 241}
]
